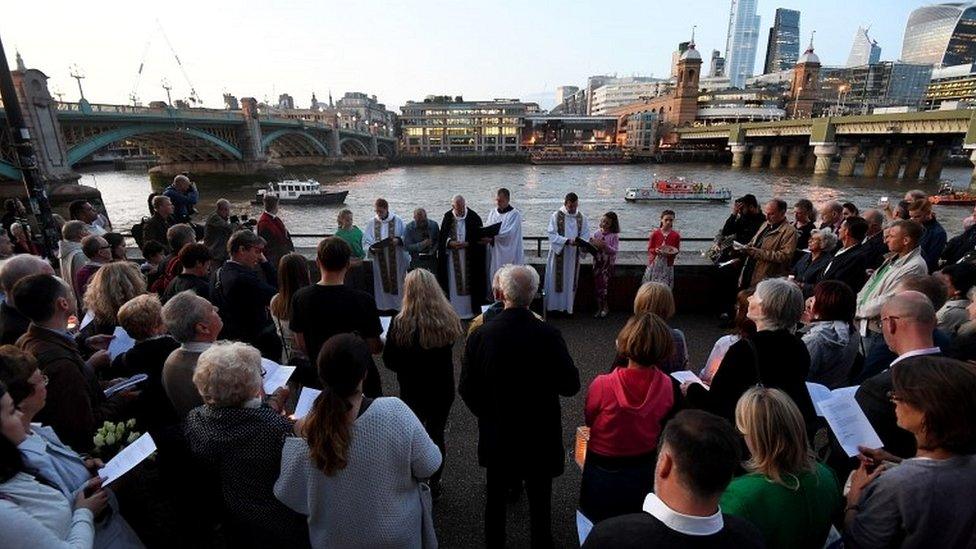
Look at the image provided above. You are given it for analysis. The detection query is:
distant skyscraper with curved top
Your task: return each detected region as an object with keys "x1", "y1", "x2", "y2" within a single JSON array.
[
  {"x1": 901, "y1": 3, "x2": 976, "y2": 66},
  {"x1": 724, "y1": 0, "x2": 762, "y2": 88},
  {"x1": 764, "y1": 8, "x2": 800, "y2": 74},
  {"x1": 847, "y1": 26, "x2": 882, "y2": 66}
]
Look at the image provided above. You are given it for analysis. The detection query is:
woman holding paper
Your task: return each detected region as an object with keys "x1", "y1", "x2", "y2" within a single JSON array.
[
  {"x1": 382, "y1": 269, "x2": 462, "y2": 496},
  {"x1": 845, "y1": 357, "x2": 976, "y2": 548},
  {"x1": 579, "y1": 313, "x2": 681, "y2": 523},
  {"x1": 0, "y1": 380, "x2": 111, "y2": 549},
  {"x1": 720, "y1": 387, "x2": 841, "y2": 548},
  {"x1": 0, "y1": 346, "x2": 144, "y2": 548},
  {"x1": 184, "y1": 342, "x2": 309, "y2": 548}
]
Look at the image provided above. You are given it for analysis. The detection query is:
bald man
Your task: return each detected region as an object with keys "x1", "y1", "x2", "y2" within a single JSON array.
[{"x1": 856, "y1": 290, "x2": 941, "y2": 459}]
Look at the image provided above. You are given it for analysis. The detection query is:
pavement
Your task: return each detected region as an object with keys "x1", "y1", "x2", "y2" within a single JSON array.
[{"x1": 373, "y1": 311, "x2": 726, "y2": 549}]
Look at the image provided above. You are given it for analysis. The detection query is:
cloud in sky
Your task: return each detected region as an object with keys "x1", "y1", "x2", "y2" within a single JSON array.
[{"x1": 2, "y1": 0, "x2": 922, "y2": 111}]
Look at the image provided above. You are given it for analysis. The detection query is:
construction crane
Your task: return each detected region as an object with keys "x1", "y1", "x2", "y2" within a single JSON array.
[{"x1": 128, "y1": 19, "x2": 202, "y2": 107}]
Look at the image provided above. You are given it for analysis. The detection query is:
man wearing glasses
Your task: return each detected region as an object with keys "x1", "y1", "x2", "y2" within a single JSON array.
[{"x1": 855, "y1": 291, "x2": 941, "y2": 459}]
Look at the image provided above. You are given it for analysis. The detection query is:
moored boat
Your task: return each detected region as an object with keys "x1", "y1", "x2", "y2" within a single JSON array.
[
  {"x1": 251, "y1": 179, "x2": 348, "y2": 205},
  {"x1": 929, "y1": 184, "x2": 976, "y2": 206},
  {"x1": 625, "y1": 177, "x2": 731, "y2": 202}
]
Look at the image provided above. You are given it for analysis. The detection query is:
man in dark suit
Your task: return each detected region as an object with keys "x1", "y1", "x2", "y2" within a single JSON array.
[
  {"x1": 211, "y1": 230, "x2": 278, "y2": 359},
  {"x1": 13, "y1": 274, "x2": 127, "y2": 451},
  {"x1": 460, "y1": 264, "x2": 580, "y2": 548},
  {"x1": 821, "y1": 216, "x2": 869, "y2": 293},
  {"x1": 860, "y1": 209, "x2": 888, "y2": 270},
  {"x1": 0, "y1": 255, "x2": 54, "y2": 345},
  {"x1": 583, "y1": 410, "x2": 763, "y2": 549},
  {"x1": 436, "y1": 194, "x2": 487, "y2": 320}
]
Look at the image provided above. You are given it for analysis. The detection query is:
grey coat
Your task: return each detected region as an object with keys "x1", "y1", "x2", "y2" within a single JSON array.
[{"x1": 802, "y1": 320, "x2": 860, "y2": 389}]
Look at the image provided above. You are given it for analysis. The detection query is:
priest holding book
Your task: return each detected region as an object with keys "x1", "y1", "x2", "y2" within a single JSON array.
[
  {"x1": 362, "y1": 198, "x2": 410, "y2": 311},
  {"x1": 483, "y1": 188, "x2": 524, "y2": 288},
  {"x1": 544, "y1": 193, "x2": 591, "y2": 314},
  {"x1": 437, "y1": 194, "x2": 487, "y2": 319}
]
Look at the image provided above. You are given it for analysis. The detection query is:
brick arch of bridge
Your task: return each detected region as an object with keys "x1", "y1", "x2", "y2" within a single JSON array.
[
  {"x1": 66, "y1": 125, "x2": 244, "y2": 166},
  {"x1": 376, "y1": 141, "x2": 395, "y2": 158},
  {"x1": 260, "y1": 129, "x2": 330, "y2": 157},
  {"x1": 339, "y1": 137, "x2": 370, "y2": 156}
]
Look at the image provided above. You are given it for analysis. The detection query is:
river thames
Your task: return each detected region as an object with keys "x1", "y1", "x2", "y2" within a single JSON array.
[{"x1": 82, "y1": 163, "x2": 976, "y2": 249}]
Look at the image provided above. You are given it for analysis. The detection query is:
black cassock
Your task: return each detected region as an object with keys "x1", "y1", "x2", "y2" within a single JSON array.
[{"x1": 436, "y1": 207, "x2": 488, "y2": 311}]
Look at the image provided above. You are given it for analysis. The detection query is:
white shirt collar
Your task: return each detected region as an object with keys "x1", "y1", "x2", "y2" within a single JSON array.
[
  {"x1": 890, "y1": 347, "x2": 941, "y2": 367},
  {"x1": 642, "y1": 493, "x2": 724, "y2": 536},
  {"x1": 454, "y1": 208, "x2": 467, "y2": 220},
  {"x1": 181, "y1": 341, "x2": 213, "y2": 353}
]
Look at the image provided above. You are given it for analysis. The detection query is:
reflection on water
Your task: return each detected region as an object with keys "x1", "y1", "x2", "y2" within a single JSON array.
[{"x1": 83, "y1": 164, "x2": 975, "y2": 245}]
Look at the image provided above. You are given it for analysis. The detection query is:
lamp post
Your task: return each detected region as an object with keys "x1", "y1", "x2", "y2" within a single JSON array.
[{"x1": 0, "y1": 35, "x2": 62, "y2": 259}]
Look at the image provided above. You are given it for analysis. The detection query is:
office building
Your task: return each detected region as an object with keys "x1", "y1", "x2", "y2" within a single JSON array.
[
  {"x1": 923, "y1": 63, "x2": 976, "y2": 108},
  {"x1": 724, "y1": 0, "x2": 762, "y2": 88},
  {"x1": 820, "y1": 62, "x2": 933, "y2": 113},
  {"x1": 586, "y1": 75, "x2": 667, "y2": 115},
  {"x1": 624, "y1": 112, "x2": 659, "y2": 152},
  {"x1": 763, "y1": 8, "x2": 801, "y2": 74},
  {"x1": 555, "y1": 86, "x2": 580, "y2": 106},
  {"x1": 522, "y1": 115, "x2": 619, "y2": 150},
  {"x1": 671, "y1": 41, "x2": 691, "y2": 78},
  {"x1": 847, "y1": 27, "x2": 881, "y2": 67},
  {"x1": 399, "y1": 96, "x2": 540, "y2": 155},
  {"x1": 551, "y1": 87, "x2": 588, "y2": 115},
  {"x1": 901, "y1": 3, "x2": 976, "y2": 66},
  {"x1": 709, "y1": 50, "x2": 726, "y2": 77},
  {"x1": 335, "y1": 92, "x2": 397, "y2": 135}
]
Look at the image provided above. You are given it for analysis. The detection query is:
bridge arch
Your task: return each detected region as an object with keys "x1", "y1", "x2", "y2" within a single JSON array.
[
  {"x1": 66, "y1": 125, "x2": 243, "y2": 166},
  {"x1": 376, "y1": 142, "x2": 395, "y2": 158},
  {"x1": 261, "y1": 129, "x2": 330, "y2": 157},
  {"x1": 340, "y1": 137, "x2": 370, "y2": 156}
]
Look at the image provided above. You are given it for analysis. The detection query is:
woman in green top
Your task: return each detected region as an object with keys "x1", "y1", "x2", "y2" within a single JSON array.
[
  {"x1": 720, "y1": 387, "x2": 842, "y2": 549},
  {"x1": 334, "y1": 209, "x2": 365, "y2": 259}
]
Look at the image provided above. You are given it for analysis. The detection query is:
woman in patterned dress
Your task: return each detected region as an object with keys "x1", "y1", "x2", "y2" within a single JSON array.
[
  {"x1": 643, "y1": 210, "x2": 681, "y2": 288},
  {"x1": 590, "y1": 212, "x2": 620, "y2": 318}
]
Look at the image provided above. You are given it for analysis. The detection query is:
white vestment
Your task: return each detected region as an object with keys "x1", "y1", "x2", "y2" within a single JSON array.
[
  {"x1": 544, "y1": 207, "x2": 591, "y2": 313},
  {"x1": 362, "y1": 212, "x2": 409, "y2": 311},
  {"x1": 446, "y1": 209, "x2": 474, "y2": 319},
  {"x1": 485, "y1": 206, "x2": 524, "y2": 287}
]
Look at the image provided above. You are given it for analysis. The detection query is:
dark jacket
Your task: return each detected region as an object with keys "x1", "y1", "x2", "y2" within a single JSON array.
[
  {"x1": 163, "y1": 273, "x2": 211, "y2": 303},
  {"x1": 721, "y1": 212, "x2": 766, "y2": 245},
  {"x1": 918, "y1": 218, "x2": 947, "y2": 273},
  {"x1": 686, "y1": 329, "x2": 818, "y2": 433},
  {"x1": 211, "y1": 260, "x2": 277, "y2": 344},
  {"x1": 436, "y1": 207, "x2": 487, "y2": 311},
  {"x1": 942, "y1": 223, "x2": 976, "y2": 266},
  {"x1": 110, "y1": 335, "x2": 181, "y2": 434},
  {"x1": 0, "y1": 301, "x2": 29, "y2": 345},
  {"x1": 583, "y1": 510, "x2": 765, "y2": 549},
  {"x1": 256, "y1": 212, "x2": 294, "y2": 269},
  {"x1": 17, "y1": 324, "x2": 127, "y2": 451},
  {"x1": 184, "y1": 405, "x2": 309, "y2": 548},
  {"x1": 204, "y1": 213, "x2": 240, "y2": 265},
  {"x1": 792, "y1": 251, "x2": 833, "y2": 296},
  {"x1": 459, "y1": 307, "x2": 580, "y2": 476},
  {"x1": 402, "y1": 220, "x2": 440, "y2": 271},
  {"x1": 382, "y1": 319, "x2": 455, "y2": 412},
  {"x1": 860, "y1": 232, "x2": 887, "y2": 270},
  {"x1": 820, "y1": 244, "x2": 869, "y2": 294},
  {"x1": 163, "y1": 184, "x2": 199, "y2": 224},
  {"x1": 142, "y1": 214, "x2": 172, "y2": 253}
]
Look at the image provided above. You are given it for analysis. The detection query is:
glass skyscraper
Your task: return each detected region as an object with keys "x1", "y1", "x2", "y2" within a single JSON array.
[
  {"x1": 901, "y1": 3, "x2": 976, "y2": 66},
  {"x1": 763, "y1": 8, "x2": 800, "y2": 74},
  {"x1": 847, "y1": 26, "x2": 881, "y2": 67},
  {"x1": 724, "y1": 0, "x2": 762, "y2": 88}
]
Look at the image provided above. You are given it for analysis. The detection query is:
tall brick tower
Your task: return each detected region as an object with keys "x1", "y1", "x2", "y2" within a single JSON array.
[
  {"x1": 788, "y1": 33, "x2": 821, "y2": 119},
  {"x1": 668, "y1": 30, "x2": 702, "y2": 127}
]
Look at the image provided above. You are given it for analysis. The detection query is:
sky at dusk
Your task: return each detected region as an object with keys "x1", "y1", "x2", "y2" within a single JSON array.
[{"x1": 3, "y1": 0, "x2": 929, "y2": 111}]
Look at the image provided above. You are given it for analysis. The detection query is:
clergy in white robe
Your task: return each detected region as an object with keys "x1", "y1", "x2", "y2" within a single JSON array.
[
  {"x1": 362, "y1": 199, "x2": 409, "y2": 311},
  {"x1": 544, "y1": 194, "x2": 591, "y2": 314},
  {"x1": 436, "y1": 195, "x2": 487, "y2": 320},
  {"x1": 484, "y1": 188, "x2": 524, "y2": 289}
]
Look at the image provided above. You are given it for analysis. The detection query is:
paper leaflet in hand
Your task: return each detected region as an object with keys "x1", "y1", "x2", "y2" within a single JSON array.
[
  {"x1": 107, "y1": 326, "x2": 136, "y2": 361},
  {"x1": 670, "y1": 370, "x2": 709, "y2": 390},
  {"x1": 79, "y1": 311, "x2": 95, "y2": 331},
  {"x1": 261, "y1": 358, "x2": 295, "y2": 394},
  {"x1": 293, "y1": 387, "x2": 322, "y2": 420},
  {"x1": 98, "y1": 432, "x2": 156, "y2": 486},
  {"x1": 731, "y1": 240, "x2": 748, "y2": 250},
  {"x1": 380, "y1": 316, "x2": 392, "y2": 342},
  {"x1": 104, "y1": 373, "x2": 148, "y2": 397},
  {"x1": 806, "y1": 382, "x2": 859, "y2": 417},
  {"x1": 816, "y1": 389, "x2": 883, "y2": 457},
  {"x1": 576, "y1": 510, "x2": 594, "y2": 545}
]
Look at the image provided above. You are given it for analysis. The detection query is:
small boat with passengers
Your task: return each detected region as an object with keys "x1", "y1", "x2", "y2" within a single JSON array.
[
  {"x1": 625, "y1": 177, "x2": 732, "y2": 203},
  {"x1": 928, "y1": 183, "x2": 976, "y2": 206},
  {"x1": 251, "y1": 179, "x2": 348, "y2": 205}
]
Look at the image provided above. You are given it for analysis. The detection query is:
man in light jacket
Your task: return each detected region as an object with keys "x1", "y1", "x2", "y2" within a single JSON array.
[
  {"x1": 56, "y1": 221, "x2": 90, "y2": 302},
  {"x1": 738, "y1": 198, "x2": 797, "y2": 289},
  {"x1": 855, "y1": 219, "x2": 928, "y2": 359}
]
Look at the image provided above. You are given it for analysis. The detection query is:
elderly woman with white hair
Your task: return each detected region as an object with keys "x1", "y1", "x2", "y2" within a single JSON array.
[
  {"x1": 9, "y1": 222, "x2": 40, "y2": 256},
  {"x1": 685, "y1": 277, "x2": 818, "y2": 432},
  {"x1": 791, "y1": 227, "x2": 836, "y2": 297},
  {"x1": 184, "y1": 341, "x2": 309, "y2": 548}
]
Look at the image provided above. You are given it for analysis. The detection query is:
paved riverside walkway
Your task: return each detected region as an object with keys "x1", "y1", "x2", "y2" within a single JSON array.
[{"x1": 374, "y1": 311, "x2": 725, "y2": 549}]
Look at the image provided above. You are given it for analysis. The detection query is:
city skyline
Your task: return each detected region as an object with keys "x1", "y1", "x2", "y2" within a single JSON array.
[{"x1": 3, "y1": 0, "x2": 928, "y2": 111}]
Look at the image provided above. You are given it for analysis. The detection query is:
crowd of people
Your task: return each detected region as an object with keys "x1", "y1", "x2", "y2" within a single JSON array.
[{"x1": 0, "y1": 175, "x2": 974, "y2": 549}]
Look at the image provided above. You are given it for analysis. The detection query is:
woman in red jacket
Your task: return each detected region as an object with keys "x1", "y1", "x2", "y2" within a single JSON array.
[
  {"x1": 579, "y1": 312, "x2": 682, "y2": 523},
  {"x1": 643, "y1": 210, "x2": 680, "y2": 288}
]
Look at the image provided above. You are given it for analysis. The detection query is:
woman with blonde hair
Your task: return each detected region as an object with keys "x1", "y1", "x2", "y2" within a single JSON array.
[
  {"x1": 631, "y1": 282, "x2": 688, "y2": 373},
  {"x1": 382, "y1": 268, "x2": 462, "y2": 494},
  {"x1": 82, "y1": 261, "x2": 147, "y2": 335},
  {"x1": 720, "y1": 387, "x2": 840, "y2": 548}
]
